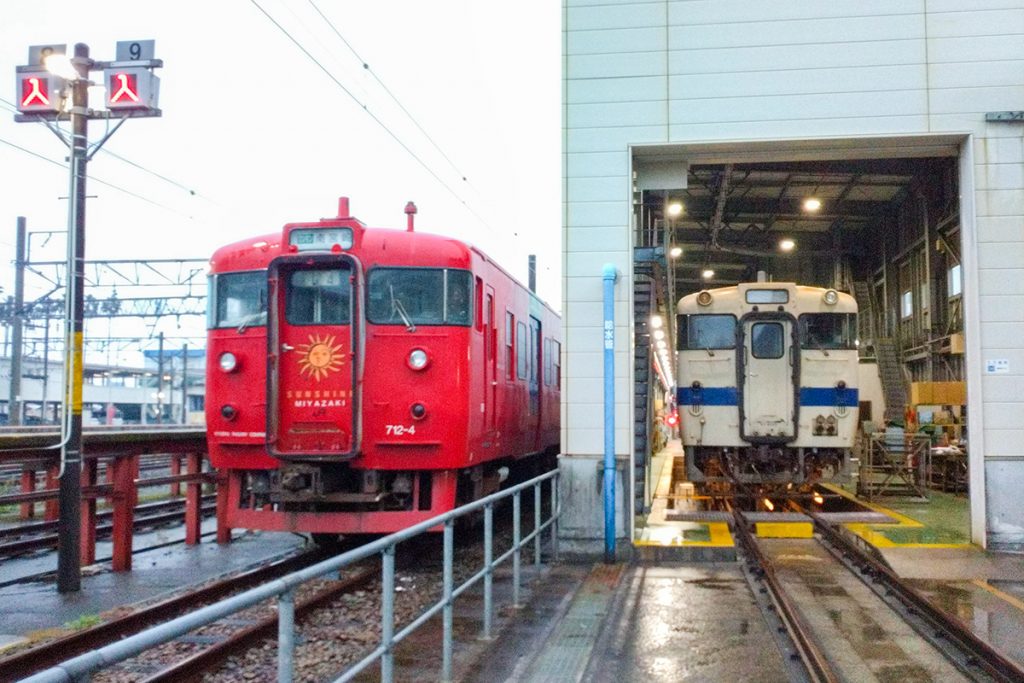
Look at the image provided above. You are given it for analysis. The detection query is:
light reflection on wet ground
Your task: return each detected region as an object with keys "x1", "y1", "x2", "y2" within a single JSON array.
[
  {"x1": 765, "y1": 538, "x2": 969, "y2": 681},
  {"x1": 582, "y1": 565, "x2": 790, "y2": 682},
  {"x1": 906, "y1": 577, "x2": 1024, "y2": 668}
]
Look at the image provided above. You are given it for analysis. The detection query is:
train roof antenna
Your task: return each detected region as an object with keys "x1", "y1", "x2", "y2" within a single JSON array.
[{"x1": 405, "y1": 201, "x2": 417, "y2": 232}]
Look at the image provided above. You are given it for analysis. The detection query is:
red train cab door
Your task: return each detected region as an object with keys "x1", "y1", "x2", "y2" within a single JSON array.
[{"x1": 267, "y1": 256, "x2": 362, "y2": 458}]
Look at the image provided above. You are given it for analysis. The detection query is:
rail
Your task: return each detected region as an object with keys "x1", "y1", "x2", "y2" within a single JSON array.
[
  {"x1": 21, "y1": 468, "x2": 562, "y2": 683},
  {"x1": 0, "y1": 430, "x2": 221, "y2": 571},
  {"x1": 812, "y1": 513, "x2": 1024, "y2": 683},
  {"x1": 732, "y1": 510, "x2": 840, "y2": 683}
]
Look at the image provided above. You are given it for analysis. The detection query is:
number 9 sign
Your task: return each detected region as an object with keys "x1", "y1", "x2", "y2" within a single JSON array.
[{"x1": 115, "y1": 40, "x2": 155, "y2": 62}]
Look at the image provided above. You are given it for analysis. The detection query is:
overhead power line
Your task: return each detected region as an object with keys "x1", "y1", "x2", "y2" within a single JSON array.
[
  {"x1": 96, "y1": 148, "x2": 214, "y2": 202},
  {"x1": 0, "y1": 134, "x2": 189, "y2": 217},
  {"x1": 307, "y1": 0, "x2": 472, "y2": 185},
  {"x1": 0, "y1": 95, "x2": 207, "y2": 205},
  {"x1": 249, "y1": 0, "x2": 495, "y2": 233}
]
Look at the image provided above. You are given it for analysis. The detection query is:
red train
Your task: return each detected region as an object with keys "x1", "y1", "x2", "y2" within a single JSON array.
[{"x1": 206, "y1": 197, "x2": 560, "y2": 538}]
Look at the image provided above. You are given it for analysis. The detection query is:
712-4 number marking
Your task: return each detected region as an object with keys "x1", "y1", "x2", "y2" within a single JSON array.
[{"x1": 385, "y1": 424, "x2": 416, "y2": 436}]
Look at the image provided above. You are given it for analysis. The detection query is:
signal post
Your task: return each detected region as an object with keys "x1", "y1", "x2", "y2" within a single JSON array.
[{"x1": 14, "y1": 40, "x2": 162, "y2": 592}]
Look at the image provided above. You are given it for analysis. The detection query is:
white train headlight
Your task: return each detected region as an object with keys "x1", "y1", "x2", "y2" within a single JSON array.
[
  {"x1": 219, "y1": 352, "x2": 238, "y2": 373},
  {"x1": 823, "y1": 289, "x2": 839, "y2": 306},
  {"x1": 408, "y1": 348, "x2": 429, "y2": 370},
  {"x1": 696, "y1": 291, "x2": 713, "y2": 307}
]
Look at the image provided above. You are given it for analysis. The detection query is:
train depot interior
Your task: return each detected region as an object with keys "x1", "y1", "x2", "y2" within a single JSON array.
[{"x1": 631, "y1": 142, "x2": 972, "y2": 552}]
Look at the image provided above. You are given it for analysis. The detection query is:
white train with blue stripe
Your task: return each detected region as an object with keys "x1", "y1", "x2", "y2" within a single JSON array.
[{"x1": 676, "y1": 281, "x2": 859, "y2": 485}]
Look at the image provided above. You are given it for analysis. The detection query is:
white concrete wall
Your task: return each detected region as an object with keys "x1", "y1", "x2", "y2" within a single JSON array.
[{"x1": 563, "y1": 0, "x2": 1024, "y2": 549}]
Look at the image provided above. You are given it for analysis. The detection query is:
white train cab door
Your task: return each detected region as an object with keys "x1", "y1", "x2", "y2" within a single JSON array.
[{"x1": 741, "y1": 318, "x2": 796, "y2": 440}]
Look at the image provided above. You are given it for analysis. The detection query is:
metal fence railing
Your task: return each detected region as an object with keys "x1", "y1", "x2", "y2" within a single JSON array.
[{"x1": 23, "y1": 468, "x2": 561, "y2": 683}]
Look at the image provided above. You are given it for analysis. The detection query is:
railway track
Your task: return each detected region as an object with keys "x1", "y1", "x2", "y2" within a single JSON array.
[
  {"x1": 734, "y1": 510, "x2": 1024, "y2": 682},
  {"x1": 135, "y1": 565, "x2": 377, "y2": 683},
  {"x1": 0, "y1": 496, "x2": 216, "y2": 558},
  {"x1": 0, "y1": 548, "x2": 333, "y2": 682},
  {"x1": 0, "y1": 453, "x2": 174, "y2": 484},
  {"x1": 8, "y1": 490, "x2": 551, "y2": 683}
]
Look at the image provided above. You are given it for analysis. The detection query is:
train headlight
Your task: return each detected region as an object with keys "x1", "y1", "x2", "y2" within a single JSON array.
[
  {"x1": 696, "y1": 291, "x2": 713, "y2": 307},
  {"x1": 822, "y1": 289, "x2": 839, "y2": 306},
  {"x1": 411, "y1": 403, "x2": 427, "y2": 419},
  {"x1": 219, "y1": 352, "x2": 238, "y2": 373},
  {"x1": 221, "y1": 405, "x2": 238, "y2": 420},
  {"x1": 408, "y1": 349, "x2": 429, "y2": 370},
  {"x1": 814, "y1": 415, "x2": 826, "y2": 435},
  {"x1": 825, "y1": 414, "x2": 837, "y2": 435}
]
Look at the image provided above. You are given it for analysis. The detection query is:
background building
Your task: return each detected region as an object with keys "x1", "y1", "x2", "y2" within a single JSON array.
[{"x1": 561, "y1": 1, "x2": 1023, "y2": 551}]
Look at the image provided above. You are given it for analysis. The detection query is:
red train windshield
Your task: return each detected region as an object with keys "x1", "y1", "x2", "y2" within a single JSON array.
[
  {"x1": 366, "y1": 268, "x2": 472, "y2": 327},
  {"x1": 268, "y1": 258, "x2": 358, "y2": 457},
  {"x1": 209, "y1": 270, "x2": 267, "y2": 330}
]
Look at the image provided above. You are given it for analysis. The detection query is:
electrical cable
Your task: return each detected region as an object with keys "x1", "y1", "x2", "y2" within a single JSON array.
[
  {"x1": 1, "y1": 96, "x2": 207, "y2": 207},
  {"x1": 96, "y1": 148, "x2": 209, "y2": 200},
  {"x1": 307, "y1": 0, "x2": 473, "y2": 185},
  {"x1": 249, "y1": 0, "x2": 495, "y2": 233},
  {"x1": 0, "y1": 135, "x2": 190, "y2": 217}
]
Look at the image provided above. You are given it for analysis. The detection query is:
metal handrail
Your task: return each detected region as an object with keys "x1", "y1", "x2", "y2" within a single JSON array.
[{"x1": 21, "y1": 468, "x2": 561, "y2": 683}]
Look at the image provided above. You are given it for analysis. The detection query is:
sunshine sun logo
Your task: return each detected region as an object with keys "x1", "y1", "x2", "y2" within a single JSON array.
[{"x1": 296, "y1": 334, "x2": 344, "y2": 381}]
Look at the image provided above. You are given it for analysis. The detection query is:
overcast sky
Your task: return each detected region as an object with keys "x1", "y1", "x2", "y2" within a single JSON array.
[{"x1": 0, "y1": 0, "x2": 561, "y2": 364}]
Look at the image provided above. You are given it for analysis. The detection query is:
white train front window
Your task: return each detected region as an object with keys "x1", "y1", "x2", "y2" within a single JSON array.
[
  {"x1": 745, "y1": 289, "x2": 788, "y2": 304},
  {"x1": 677, "y1": 314, "x2": 736, "y2": 350},
  {"x1": 799, "y1": 314, "x2": 857, "y2": 350},
  {"x1": 751, "y1": 323, "x2": 784, "y2": 359}
]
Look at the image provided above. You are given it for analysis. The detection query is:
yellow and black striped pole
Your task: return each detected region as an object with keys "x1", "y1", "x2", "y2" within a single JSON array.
[{"x1": 57, "y1": 43, "x2": 91, "y2": 593}]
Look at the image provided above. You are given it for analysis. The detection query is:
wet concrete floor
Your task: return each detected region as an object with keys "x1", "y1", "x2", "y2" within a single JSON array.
[
  {"x1": 453, "y1": 562, "x2": 791, "y2": 682},
  {"x1": 763, "y1": 537, "x2": 969, "y2": 681}
]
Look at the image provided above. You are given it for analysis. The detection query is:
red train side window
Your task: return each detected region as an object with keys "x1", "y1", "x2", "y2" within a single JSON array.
[
  {"x1": 505, "y1": 311, "x2": 515, "y2": 380},
  {"x1": 543, "y1": 338, "x2": 552, "y2": 386},
  {"x1": 553, "y1": 341, "x2": 561, "y2": 386},
  {"x1": 475, "y1": 277, "x2": 484, "y2": 330},
  {"x1": 516, "y1": 321, "x2": 528, "y2": 379}
]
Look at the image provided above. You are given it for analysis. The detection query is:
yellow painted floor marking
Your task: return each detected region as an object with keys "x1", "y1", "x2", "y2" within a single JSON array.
[
  {"x1": 633, "y1": 521, "x2": 735, "y2": 547},
  {"x1": 819, "y1": 482, "x2": 923, "y2": 528},
  {"x1": 706, "y1": 522, "x2": 735, "y2": 546},
  {"x1": 756, "y1": 522, "x2": 813, "y2": 538},
  {"x1": 818, "y1": 483, "x2": 972, "y2": 549},
  {"x1": 637, "y1": 448, "x2": 735, "y2": 548},
  {"x1": 972, "y1": 579, "x2": 1024, "y2": 614}
]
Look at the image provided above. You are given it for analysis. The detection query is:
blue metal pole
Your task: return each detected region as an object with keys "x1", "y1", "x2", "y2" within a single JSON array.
[{"x1": 602, "y1": 264, "x2": 619, "y2": 563}]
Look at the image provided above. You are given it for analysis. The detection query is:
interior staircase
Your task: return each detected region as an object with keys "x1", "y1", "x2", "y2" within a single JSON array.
[
  {"x1": 875, "y1": 337, "x2": 908, "y2": 423},
  {"x1": 632, "y1": 267, "x2": 655, "y2": 515}
]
